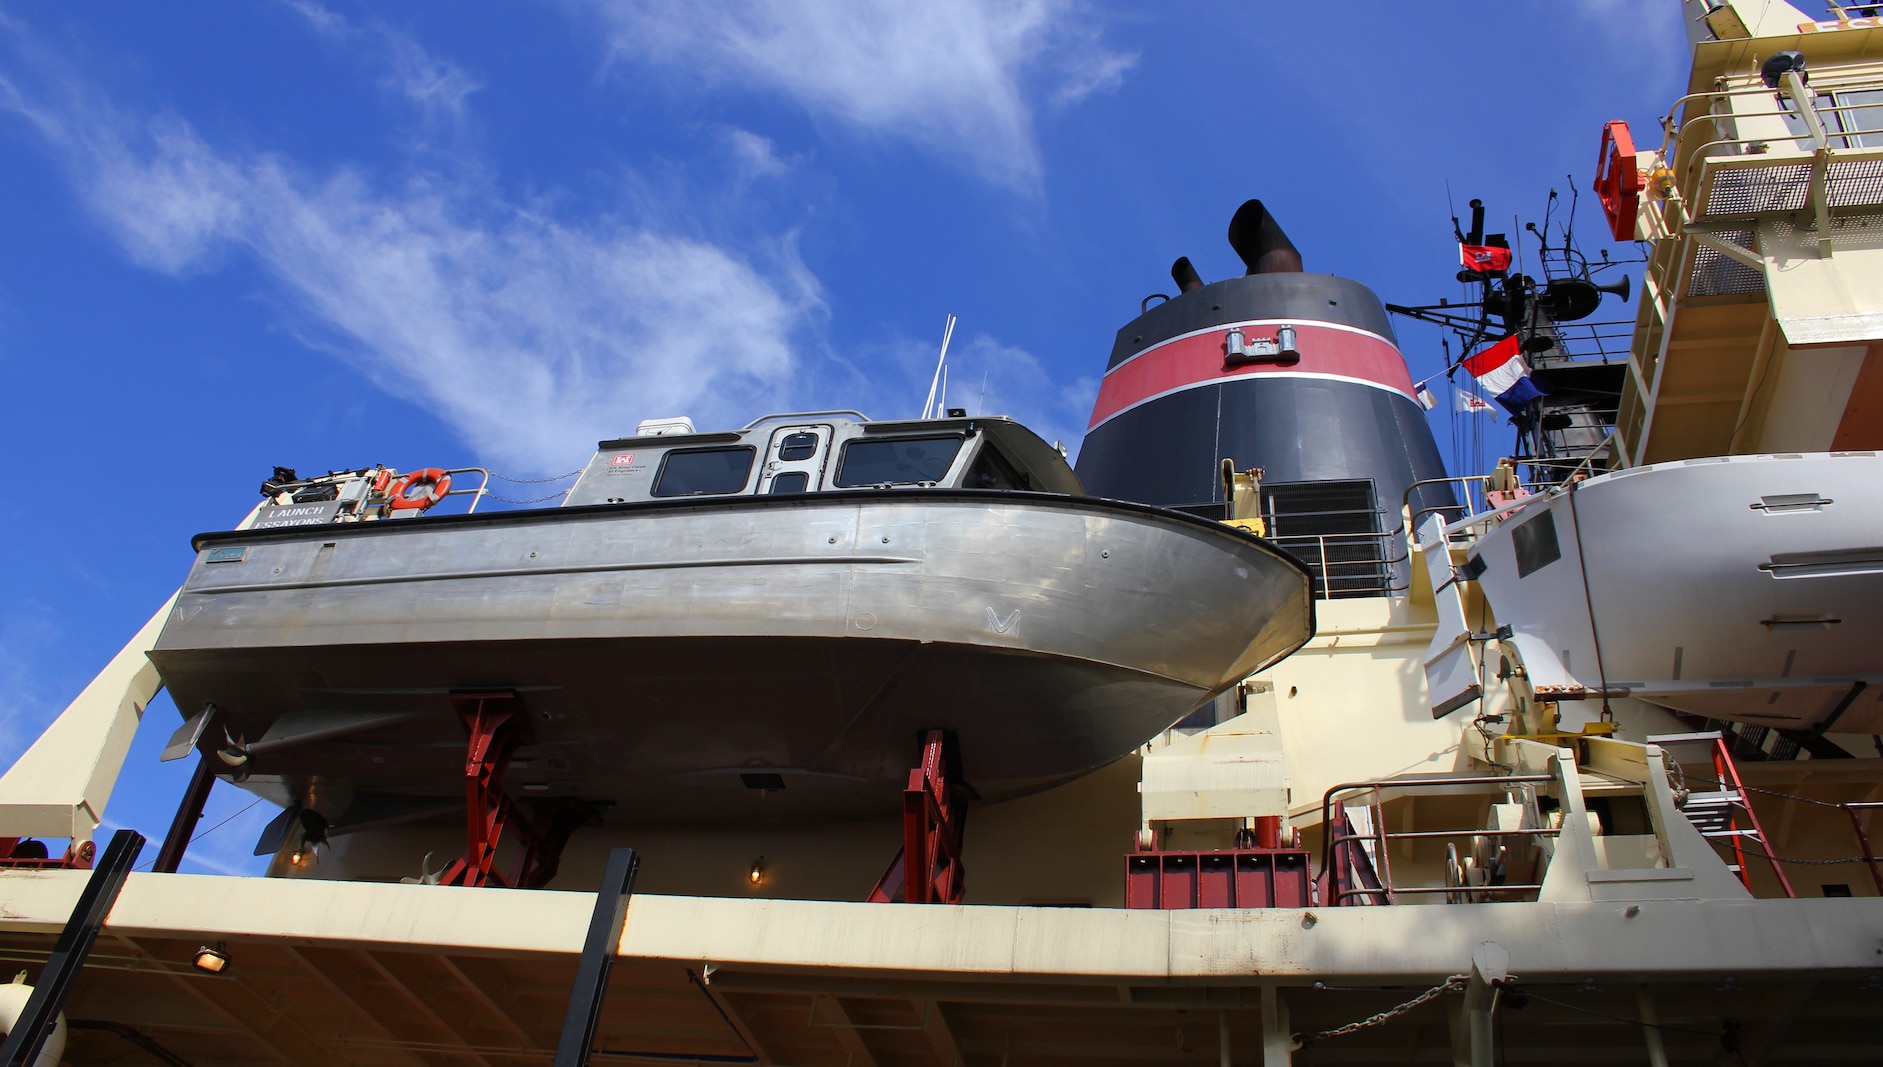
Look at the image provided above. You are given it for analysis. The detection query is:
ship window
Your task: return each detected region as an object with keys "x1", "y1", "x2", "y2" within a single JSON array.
[
  {"x1": 651, "y1": 446, "x2": 755, "y2": 497},
  {"x1": 768, "y1": 471, "x2": 810, "y2": 495},
  {"x1": 835, "y1": 435, "x2": 963, "y2": 487},
  {"x1": 778, "y1": 432, "x2": 819, "y2": 461},
  {"x1": 1512, "y1": 511, "x2": 1562, "y2": 578},
  {"x1": 965, "y1": 444, "x2": 1032, "y2": 490}
]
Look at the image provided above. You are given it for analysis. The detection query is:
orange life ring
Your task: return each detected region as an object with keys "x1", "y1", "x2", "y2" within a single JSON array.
[{"x1": 387, "y1": 468, "x2": 452, "y2": 510}]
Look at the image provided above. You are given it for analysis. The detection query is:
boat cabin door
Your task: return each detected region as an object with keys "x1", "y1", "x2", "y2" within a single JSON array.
[{"x1": 758, "y1": 424, "x2": 832, "y2": 494}]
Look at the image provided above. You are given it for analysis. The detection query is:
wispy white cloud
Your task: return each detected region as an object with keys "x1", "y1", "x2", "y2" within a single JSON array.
[
  {"x1": 0, "y1": 38, "x2": 822, "y2": 474},
  {"x1": 0, "y1": 602, "x2": 62, "y2": 766},
  {"x1": 285, "y1": 0, "x2": 482, "y2": 134},
  {"x1": 580, "y1": 0, "x2": 1134, "y2": 190}
]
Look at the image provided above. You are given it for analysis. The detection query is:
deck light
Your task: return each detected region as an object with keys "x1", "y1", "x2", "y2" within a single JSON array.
[
  {"x1": 748, "y1": 858, "x2": 767, "y2": 886},
  {"x1": 192, "y1": 943, "x2": 231, "y2": 974}
]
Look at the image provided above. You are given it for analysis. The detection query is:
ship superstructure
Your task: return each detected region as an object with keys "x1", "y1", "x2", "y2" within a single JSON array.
[{"x1": 0, "y1": 3, "x2": 1880, "y2": 1065}]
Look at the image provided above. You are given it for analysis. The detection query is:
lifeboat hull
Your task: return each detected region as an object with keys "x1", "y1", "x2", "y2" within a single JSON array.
[
  {"x1": 149, "y1": 490, "x2": 1314, "y2": 823},
  {"x1": 1469, "y1": 453, "x2": 1883, "y2": 732}
]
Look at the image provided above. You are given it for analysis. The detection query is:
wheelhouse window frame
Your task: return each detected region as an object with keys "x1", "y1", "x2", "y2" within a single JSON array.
[
  {"x1": 833, "y1": 433, "x2": 967, "y2": 488},
  {"x1": 650, "y1": 445, "x2": 758, "y2": 498}
]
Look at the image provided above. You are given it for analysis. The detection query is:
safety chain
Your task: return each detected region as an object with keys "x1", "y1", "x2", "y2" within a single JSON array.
[
  {"x1": 1674, "y1": 769, "x2": 1872, "y2": 865},
  {"x1": 489, "y1": 469, "x2": 584, "y2": 484},
  {"x1": 1294, "y1": 976, "x2": 1467, "y2": 1048},
  {"x1": 483, "y1": 490, "x2": 574, "y2": 505}
]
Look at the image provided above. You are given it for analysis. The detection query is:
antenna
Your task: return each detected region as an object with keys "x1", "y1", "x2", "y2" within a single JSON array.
[
  {"x1": 920, "y1": 313, "x2": 958, "y2": 419},
  {"x1": 939, "y1": 364, "x2": 949, "y2": 416}
]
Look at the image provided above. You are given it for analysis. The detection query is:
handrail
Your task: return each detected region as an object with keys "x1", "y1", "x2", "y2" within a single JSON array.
[
  {"x1": 1320, "y1": 774, "x2": 1555, "y2": 901},
  {"x1": 1266, "y1": 532, "x2": 1408, "y2": 599},
  {"x1": 439, "y1": 467, "x2": 493, "y2": 514},
  {"x1": 740, "y1": 410, "x2": 872, "y2": 429}
]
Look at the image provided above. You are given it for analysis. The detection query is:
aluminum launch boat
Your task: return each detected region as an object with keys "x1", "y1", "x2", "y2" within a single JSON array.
[{"x1": 146, "y1": 411, "x2": 1315, "y2": 825}]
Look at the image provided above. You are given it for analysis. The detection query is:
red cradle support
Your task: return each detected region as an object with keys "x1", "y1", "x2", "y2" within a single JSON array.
[
  {"x1": 438, "y1": 692, "x2": 594, "y2": 889},
  {"x1": 867, "y1": 730, "x2": 969, "y2": 904},
  {"x1": 0, "y1": 838, "x2": 94, "y2": 871},
  {"x1": 1125, "y1": 848, "x2": 1313, "y2": 909}
]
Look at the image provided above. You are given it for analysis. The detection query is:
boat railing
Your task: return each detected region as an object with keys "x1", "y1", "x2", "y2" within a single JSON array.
[
  {"x1": 439, "y1": 467, "x2": 493, "y2": 514},
  {"x1": 1320, "y1": 775, "x2": 1558, "y2": 906}
]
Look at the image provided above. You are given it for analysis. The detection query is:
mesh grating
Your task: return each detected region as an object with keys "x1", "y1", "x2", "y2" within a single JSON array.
[
  {"x1": 1827, "y1": 158, "x2": 1883, "y2": 207},
  {"x1": 1688, "y1": 229, "x2": 1765, "y2": 296},
  {"x1": 1705, "y1": 163, "x2": 1810, "y2": 215}
]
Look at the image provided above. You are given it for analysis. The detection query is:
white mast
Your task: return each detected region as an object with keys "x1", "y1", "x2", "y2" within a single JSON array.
[{"x1": 920, "y1": 313, "x2": 957, "y2": 419}]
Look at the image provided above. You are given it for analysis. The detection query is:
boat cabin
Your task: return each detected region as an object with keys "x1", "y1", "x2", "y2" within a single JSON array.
[
  {"x1": 244, "y1": 411, "x2": 1084, "y2": 526},
  {"x1": 561, "y1": 411, "x2": 1082, "y2": 506}
]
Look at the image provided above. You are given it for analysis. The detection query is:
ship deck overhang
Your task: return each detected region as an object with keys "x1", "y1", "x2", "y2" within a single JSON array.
[{"x1": 3, "y1": 870, "x2": 1880, "y2": 1064}]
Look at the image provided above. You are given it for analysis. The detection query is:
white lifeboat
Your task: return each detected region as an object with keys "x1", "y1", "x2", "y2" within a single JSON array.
[{"x1": 1466, "y1": 452, "x2": 1883, "y2": 732}]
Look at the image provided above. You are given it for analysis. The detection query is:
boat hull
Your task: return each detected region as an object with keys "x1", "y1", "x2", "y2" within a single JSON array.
[{"x1": 150, "y1": 490, "x2": 1314, "y2": 823}]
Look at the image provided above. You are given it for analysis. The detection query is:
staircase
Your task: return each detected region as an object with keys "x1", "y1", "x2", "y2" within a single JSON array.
[{"x1": 1649, "y1": 731, "x2": 1796, "y2": 897}]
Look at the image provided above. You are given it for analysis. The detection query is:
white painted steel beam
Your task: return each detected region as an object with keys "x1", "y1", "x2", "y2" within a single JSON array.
[
  {"x1": 2, "y1": 872, "x2": 1877, "y2": 987},
  {"x1": 0, "y1": 595, "x2": 176, "y2": 841}
]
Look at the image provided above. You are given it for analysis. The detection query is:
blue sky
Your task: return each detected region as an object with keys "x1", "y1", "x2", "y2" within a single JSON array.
[{"x1": 0, "y1": 1, "x2": 1693, "y2": 875}]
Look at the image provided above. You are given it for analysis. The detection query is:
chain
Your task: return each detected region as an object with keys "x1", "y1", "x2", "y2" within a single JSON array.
[
  {"x1": 488, "y1": 469, "x2": 583, "y2": 484},
  {"x1": 1294, "y1": 976, "x2": 1467, "y2": 1048},
  {"x1": 1735, "y1": 847, "x2": 1871, "y2": 866},
  {"x1": 482, "y1": 490, "x2": 574, "y2": 505},
  {"x1": 1674, "y1": 770, "x2": 1873, "y2": 865}
]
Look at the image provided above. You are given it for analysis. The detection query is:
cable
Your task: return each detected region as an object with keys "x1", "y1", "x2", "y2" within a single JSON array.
[
  {"x1": 132, "y1": 797, "x2": 263, "y2": 872},
  {"x1": 1497, "y1": 984, "x2": 1729, "y2": 1040}
]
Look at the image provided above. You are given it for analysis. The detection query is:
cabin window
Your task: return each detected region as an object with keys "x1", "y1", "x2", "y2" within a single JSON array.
[
  {"x1": 768, "y1": 472, "x2": 810, "y2": 494},
  {"x1": 1512, "y1": 511, "x2": 1562, "y2": 578},
  {"x1": 651, "y1": 446, "x2": 755, "y2": 497},
  {"x1": 835, "y1": 435, "x2": 963, "y2": 487},
  {"x1": 777, "y1": 433, "x2": 819, "y2": 462},
  {"x1": 965, "y1": 444, "x2": 1032, "y2": 490}
]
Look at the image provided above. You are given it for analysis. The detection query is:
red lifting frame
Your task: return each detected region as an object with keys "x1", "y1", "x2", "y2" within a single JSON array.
[
  {"x1": 437, "y1": 692, "x2": 588, "y2": 889},
  {"x1": 868, "y1": 730, "x2": 968, "y2": 904}
]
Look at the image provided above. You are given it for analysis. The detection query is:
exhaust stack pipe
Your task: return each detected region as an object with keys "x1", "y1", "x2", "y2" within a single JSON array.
[
  {"x1": 1226, "y1": 199, "x2": 1303, "y2": 275},
  {"x1": 1170, "y1": 256, "x2": 1205, "y2": 294}
]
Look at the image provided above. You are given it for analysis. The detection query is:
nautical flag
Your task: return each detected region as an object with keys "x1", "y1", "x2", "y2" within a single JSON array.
[
  {"x1": 1462, "y1": 334, "x2": 1548, "y2": 414},
  {"x1": 1416, "y1": 383, "x2": 1438, "y2": 410},
  {"x1": 1456, "y1": 388, "x2": 1495, "y2": 414},
  {"x1": 1459, "y1": 243, "x2": 1512, "y2": 274}
]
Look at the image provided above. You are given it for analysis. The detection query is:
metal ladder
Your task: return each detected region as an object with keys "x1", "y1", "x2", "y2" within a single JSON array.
[{"x1": 1649, "y1": 731, "x2": 1796, "y2": 897}]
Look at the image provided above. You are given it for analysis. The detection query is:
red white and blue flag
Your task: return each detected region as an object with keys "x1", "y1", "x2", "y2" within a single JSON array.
[{"x1": 1461, "y1": 334, "x2": 1547, "y2": 414}]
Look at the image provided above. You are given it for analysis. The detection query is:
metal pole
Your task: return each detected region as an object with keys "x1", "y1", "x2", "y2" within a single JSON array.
[
  {"x1": 0, "y1": 829, "x2": 144, "y2": 1067},
  {"x1": 1842, "y1": 803, "x2": 1883, "y2": 896},
  {"x1": 152, "y1": 757, "x2": 217, "y2": 874},
  {"x1": 552, "y1": 847, "x2": 641, "y2": 1067}
]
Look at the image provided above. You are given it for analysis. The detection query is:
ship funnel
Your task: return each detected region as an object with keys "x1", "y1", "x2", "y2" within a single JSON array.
[
  {"x1": 1170, "y1": 256, "x2": 1205, "y2": 294},
  {"x1": 1226, "y1": 200, "x2": 1303, "y2": 275}
]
